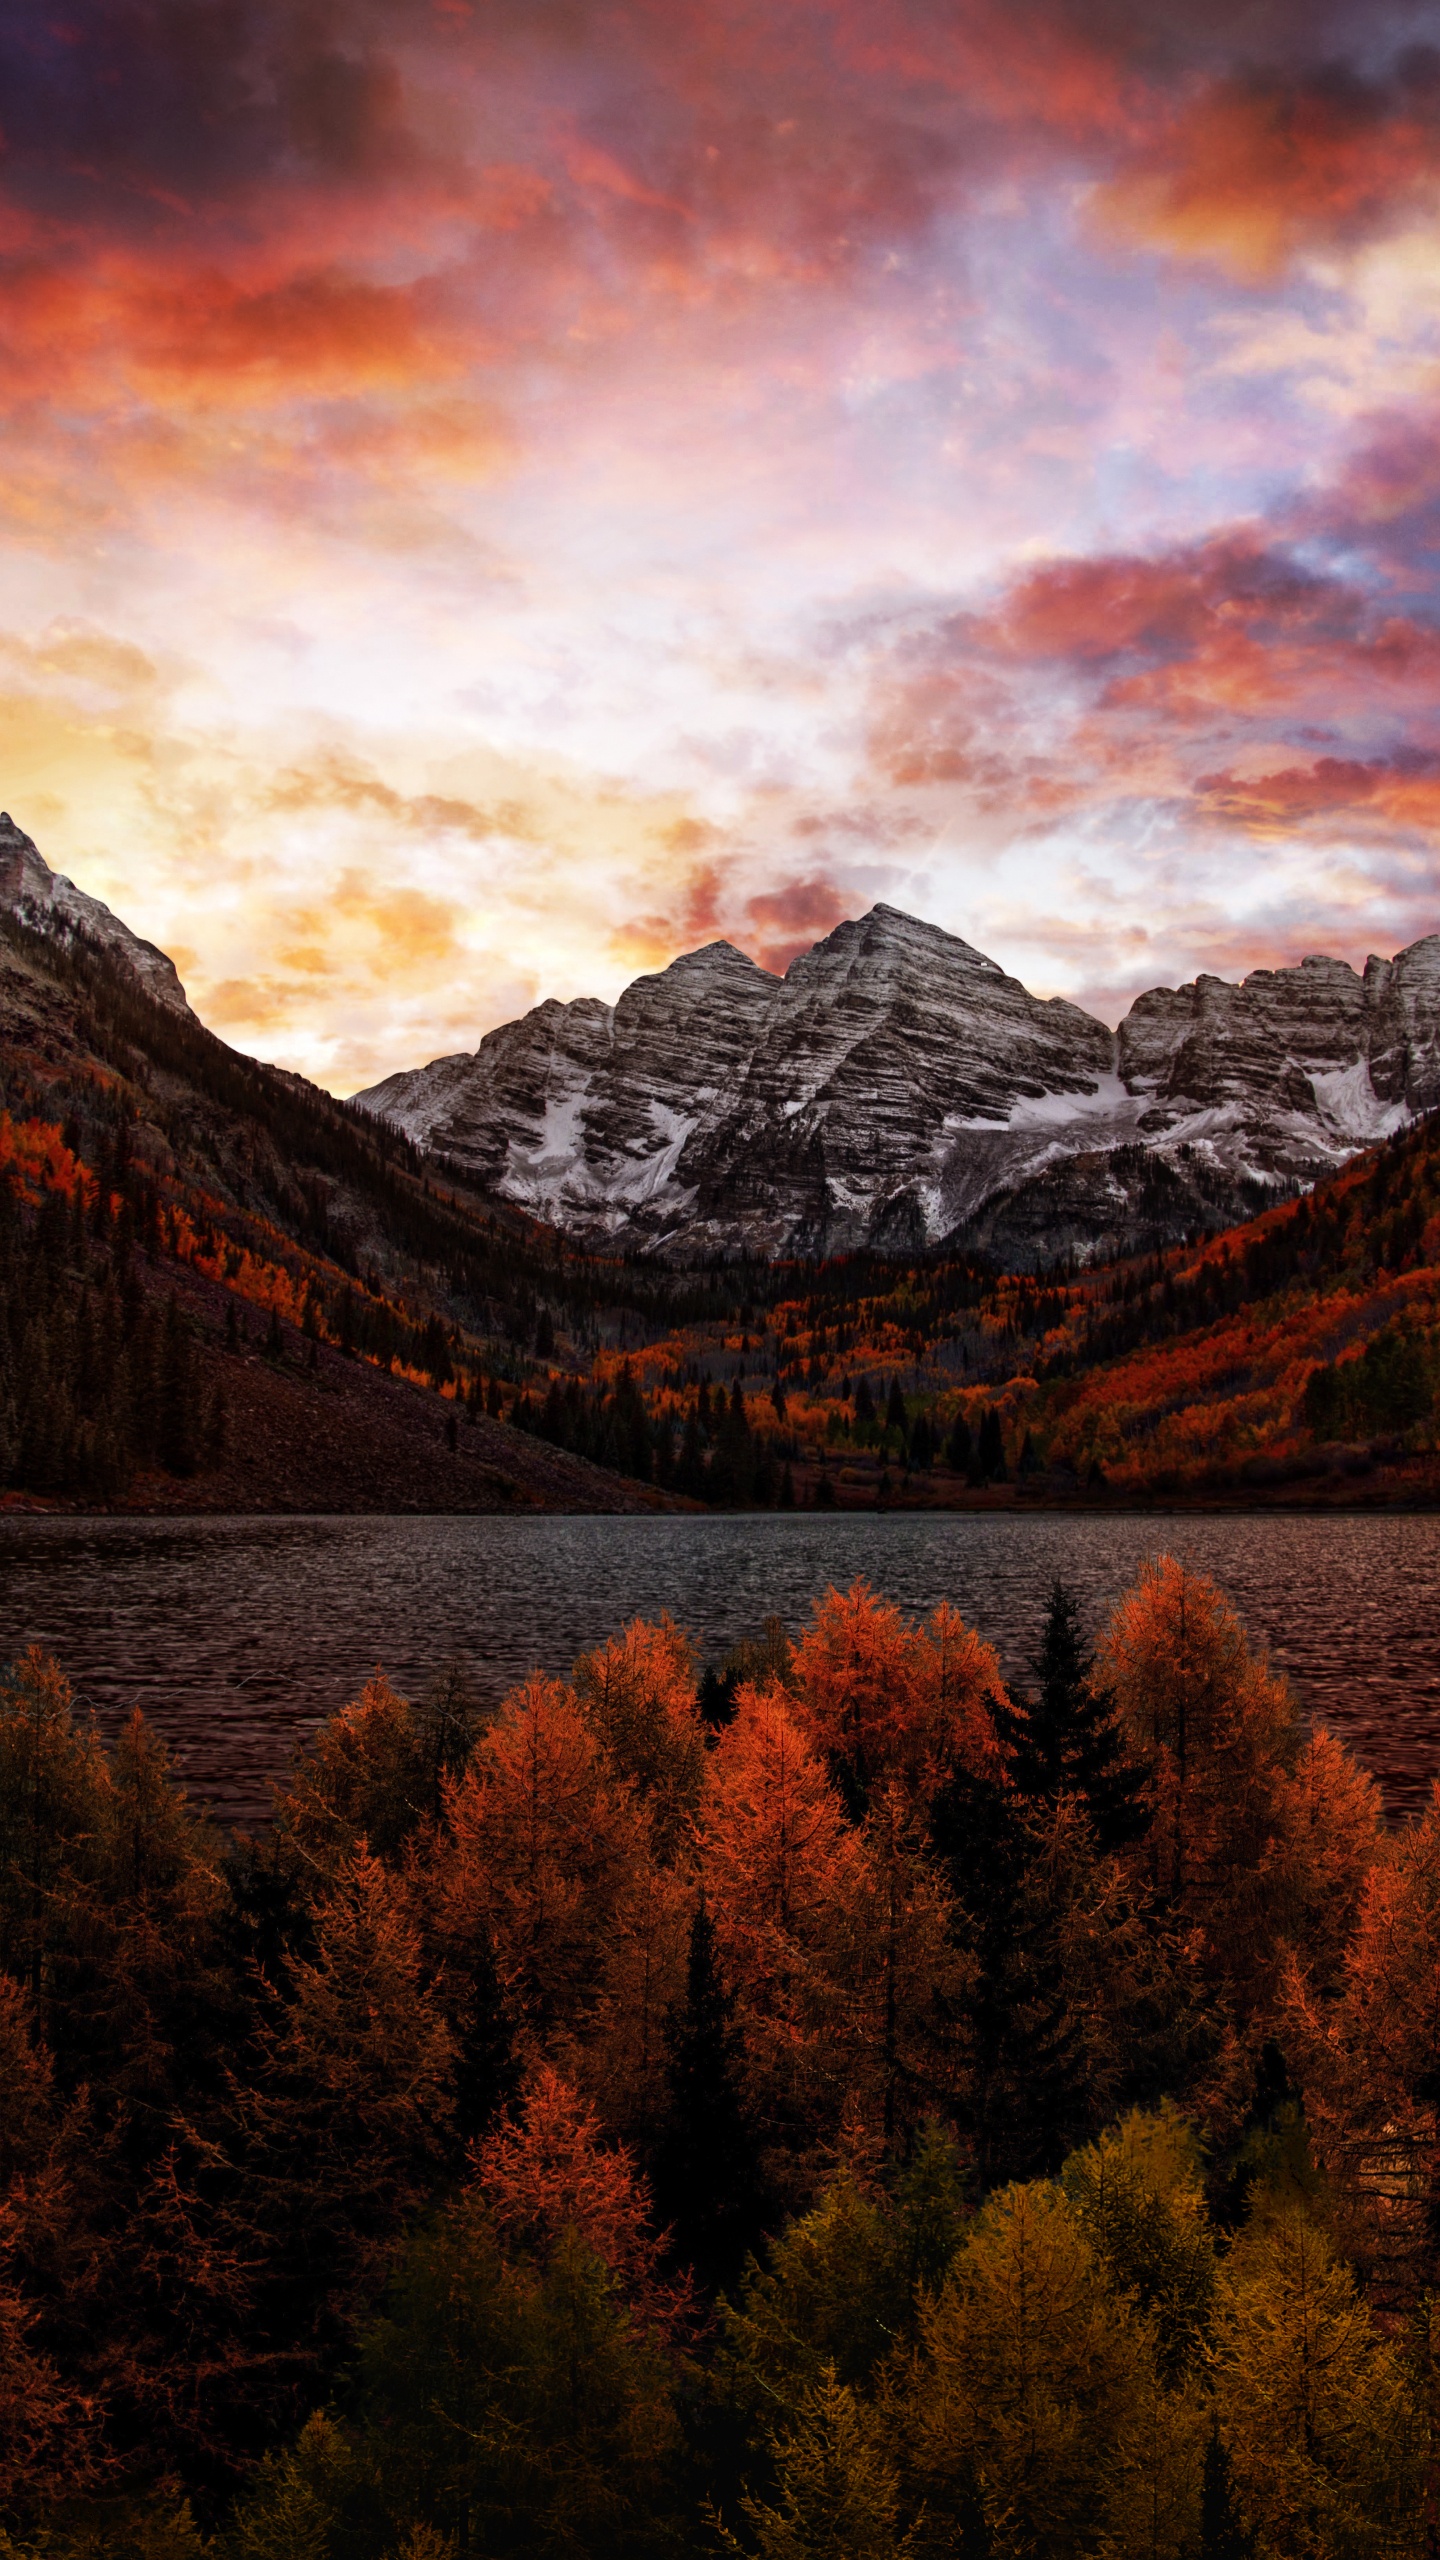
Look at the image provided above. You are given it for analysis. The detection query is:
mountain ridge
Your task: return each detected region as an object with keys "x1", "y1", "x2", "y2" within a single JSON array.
[
  {"x1": 6, "y1": 810, "x2": 1437, "y2": 1269},
  {"x1": 0, "y1": 809, "x2": 193, "y2": 1017},
  {"x1": 355, "y1": 899, "x2": 1440, "y2": 1266}
]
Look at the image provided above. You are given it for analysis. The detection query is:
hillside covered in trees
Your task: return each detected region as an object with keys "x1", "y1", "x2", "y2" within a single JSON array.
[
  {"x1": 0, "y1": 903, "x2": 692, "y2": 1512},
  {"x1": 0, "y1": 1564, "x2": 1434, "y2": 2556},
  {"x1": 6, "y1": 892, "x2": 1440, "y2": 1514},
  {"x1": 497, "y1": 1107, "x2": 1440, "y2": 1511}
]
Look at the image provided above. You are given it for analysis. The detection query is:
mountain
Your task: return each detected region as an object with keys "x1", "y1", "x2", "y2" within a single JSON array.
[
  {"x1": 356, "y1": 903, "x2": 1440, "y2": 1265},
  {"x1": 0, "y1": 871, "x2": 693, "y2": 1515},
  {"x1": 0, "y1": 808, "x2": 193, "y2": 1015}
]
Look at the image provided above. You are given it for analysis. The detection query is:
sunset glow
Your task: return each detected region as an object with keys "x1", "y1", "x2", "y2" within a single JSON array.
[{"x1": 4, "y1": 0, "x2": 1440, "y2": 1086}]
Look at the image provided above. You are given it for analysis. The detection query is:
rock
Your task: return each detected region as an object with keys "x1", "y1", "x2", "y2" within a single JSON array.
[
  {"x1": 356, "y1": 903, "x2": 1440, "y2": 1266},
  {"x1": 0, "y1": 812, "x2": 193, "y2": 1015}
]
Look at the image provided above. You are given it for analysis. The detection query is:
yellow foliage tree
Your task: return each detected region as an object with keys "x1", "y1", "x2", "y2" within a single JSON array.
[
  {"x1": 1211, "y1": 2200, "x2": 1427, "y2": 2557},
  {"x1": 907, "y1": 2177, "x2": 1176, "y2": 2557}
]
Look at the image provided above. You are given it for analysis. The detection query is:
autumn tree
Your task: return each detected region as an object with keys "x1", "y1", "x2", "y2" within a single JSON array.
[
  {"x1": 787, "y1": 1583, "x2": 1007, "y2": 1813},
  {"x1": 471, "y1": 2064, "x2": 685, "y2": 2335},
  {"x1": 700, "y1": 1680, "x2": 870, "y2": 2171},
  {"x1": 571, "y1": 1616, "x2": 706, "y2": 1858},
  {"x1": 905, "y1": 2177, "x2": 1190, "y2": 2559},
  {"x1": 1212, "y1": 2194, "x2": 1426, "y2": 2555},
  {"x1": 231, "y1": 2211, "x2": 683, "y2": 2560},
  {"x1": 227, "y1": 1850, "x2": 456, "y2": 2387},
  {"x1": 434, "y1": 1673, "x2": 650, "y2": 2049},
  {"x1": 274, "y1": 1674, "x2": 430, "y2": 1876},
  {"x1": 727, "y1": 2365, "x2": 915, "y2": 2560},
  {"x1": 1100, "y1": 1558, "x2": 1300, "y2": 2016}
]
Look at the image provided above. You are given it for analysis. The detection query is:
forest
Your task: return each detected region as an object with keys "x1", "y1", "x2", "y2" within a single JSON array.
[
  {"x1": 0, "y1": 1564, "x2": 1436, "y2": 2557},
  {"x1": 6, "y1": 901, "x2": 1440, "y2": 1516}
]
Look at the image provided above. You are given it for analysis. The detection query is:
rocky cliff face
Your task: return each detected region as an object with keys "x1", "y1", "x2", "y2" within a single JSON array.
[
  {"x1": 357, "y1": 902, "x2": 1440, "y2": 1264},
  {"x1": 0, "y1": 812, "x2": 192, "y2": 1014}
]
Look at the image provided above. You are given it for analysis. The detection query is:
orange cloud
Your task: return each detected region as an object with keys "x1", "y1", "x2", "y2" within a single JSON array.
[
  {"x1": 1095, "y1": 55, "x2": 1440, "y2": 277},
  {"x1": 1193, "y1": 753, "x2": 1440, "y2": 832},
  {"x1": 744, "y1": 873, "x2": 854, "y2": 973}
]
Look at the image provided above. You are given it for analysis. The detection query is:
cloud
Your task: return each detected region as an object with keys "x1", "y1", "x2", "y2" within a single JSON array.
[
  {"x1": 1094, "y1": 48, "x2": 1440, "y2": 276},
  {"x1": 743, "y1": 872, "x2": 855, "y2": 972},
  {"x1": 1193, "y1": 749, "x2": 1440, "y2": 831}
]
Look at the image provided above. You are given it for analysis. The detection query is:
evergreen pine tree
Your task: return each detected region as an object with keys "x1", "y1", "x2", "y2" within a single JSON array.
[
  {"x1": 945, "y1": 1415, "x2": 972, "y2": 1473},
  {"x1": 697, "y1": 1666, "x2": 740, "y2": 1737},
  {"x1": 265, "y1": 1303, "x2": 285, "y2": 1362},
  {"x1": 651, "y1": 1902, "x2": 769, "y2": 2294},
  {"x1": 885, "y1": 1378, "x2": 908, "y2": 1443},
  {"x1": 999, "y1": 1583, "x2": 1151, "y2": 1850},
  {"x1": 977, "y1": 1407, "x2": 1006, "y2": 1481},
  {"x1": 929, "y1": 1761, "x2": 1084, "y2": 2183},
  {"x1": 1199, "y1": 2418, "x2": 1252, "y2": 2559}
]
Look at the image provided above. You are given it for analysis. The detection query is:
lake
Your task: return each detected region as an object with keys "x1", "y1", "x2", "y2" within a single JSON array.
[{"x1": 1, "y1": 1511, "x2": 1437, "y2": 1828}]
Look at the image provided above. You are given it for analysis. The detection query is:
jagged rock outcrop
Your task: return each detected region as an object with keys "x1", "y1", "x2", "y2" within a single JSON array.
[
  {"x1": 357, "y1": 904, "x2": 1440, "y2": 1266},
  {"x1": 0, "y1": 811, "x2": 192, "y2": 1015}
]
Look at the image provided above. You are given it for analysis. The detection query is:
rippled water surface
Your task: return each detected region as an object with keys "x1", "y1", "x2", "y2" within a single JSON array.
[{"x1": 1, "y1": 1511, "x2": 1438, "y2": 1826}]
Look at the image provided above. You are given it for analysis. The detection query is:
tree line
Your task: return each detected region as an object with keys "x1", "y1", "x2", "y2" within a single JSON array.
[{"x1": 0, "y1": 1562, "x2": 1433, "y2": 2555}]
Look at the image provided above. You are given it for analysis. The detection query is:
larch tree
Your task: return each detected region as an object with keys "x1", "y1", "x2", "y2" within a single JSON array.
[
  {"x1": 469, "y1": 2063, "x2": 687, "y2": 2336},
  {"x1": 571, "y1": 1615, "x2": 707, "y2": 1861},
  {"x1": 230, "y1": 1848, "x2": 456, "y2": 2380},
  {"x1": 1100, "y1": 1558, "x2": 1301, "y2": 2018},
  {"x1": 906, "y1": 2178, "x2": 1175, "y2": 2560},
  {"x1": 728, "y1": 2364, "x2": 915, "y2": 2560},
  {"x1": 700, "y1": 1679, "x2": 870, "y2": 2169},
  {"x1": 435, "y1": 1673, "x2": 652, "y2": 2050},
  {"x1": 274, "y1": 1673, "x2": 430, "y2": 1877},
  {"x1": 787, "y1": 1583, "x2": 1007, "y2": 1813},
  {"x1": 1277, "y1": 1786, "x2": 1440, "y2": 2294},
  {"x1": 1212, "y1": 2196, "x2": 1427, "y2": 2556}
]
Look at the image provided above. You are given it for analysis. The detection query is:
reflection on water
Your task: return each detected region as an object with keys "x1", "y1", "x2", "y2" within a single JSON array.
[{"x1": 1, "y1": 1511, "x2": 1438, "y2": 1828}]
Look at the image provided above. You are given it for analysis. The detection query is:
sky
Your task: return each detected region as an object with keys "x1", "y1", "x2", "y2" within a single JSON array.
[{"x1": 3, "y1": 0, "x2": 1440, "y2": 1089}]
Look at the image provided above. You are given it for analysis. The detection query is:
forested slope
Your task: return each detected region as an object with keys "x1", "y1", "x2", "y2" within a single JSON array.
[
  {"x1": 0, "y1": 909, "x2": 689, "y2": 1511},
  {"x1": 0, "y1": 1565, "x2": 1434, "y2": 2555},
  {"x1": 7, "y1": 894, "x2": 1439, "y2": 1512},
  {"x1": 554, "y1": 1109, "x2": 1440, "y2": 1508}
]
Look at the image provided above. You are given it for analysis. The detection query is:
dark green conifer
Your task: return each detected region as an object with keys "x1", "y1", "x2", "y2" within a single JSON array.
[
  {"x1": 930, "y1": 1760, "x2": 1084, "y2": 2183},
  {"x1": 946, "y1": 1414, "x2": 973, "y2": 1472},
  {"x1": 977, "y1": 1406, "x2": 1006, "y2": 1481},
  {"x1": 1199, "y1": 2420, "x2": 1252, "y2": 2558},
  {"x1": 652, "y1": 1902, "x2": 769, "y2": 2294},
  {"x1": 998, "y1": 1582, "x2": 1151, "y2": 1851}
]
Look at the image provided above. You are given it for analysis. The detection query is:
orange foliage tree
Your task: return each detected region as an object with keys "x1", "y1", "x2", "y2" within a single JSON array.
[
  {"x1": 435, "y1": 1674, "x2": 651, "y2": 2053},
  {"x1": 1101, "y1": 1558, "x2": 1302, "y2": 2019},
  {"x1": 699, "y1": 1679, "x2": 870, "y2": 2179},
  {"x1": 788, "y1": 1583, "x2": 1008, "y2": 1808}
]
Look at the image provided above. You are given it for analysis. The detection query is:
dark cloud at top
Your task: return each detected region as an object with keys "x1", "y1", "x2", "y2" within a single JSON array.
[
  {"x1": 4, "y1": 0, "x2": 1434, "y2": 261},
  {"x1": 0, "y1": 0, "x2": 428, "y2": 224}
]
